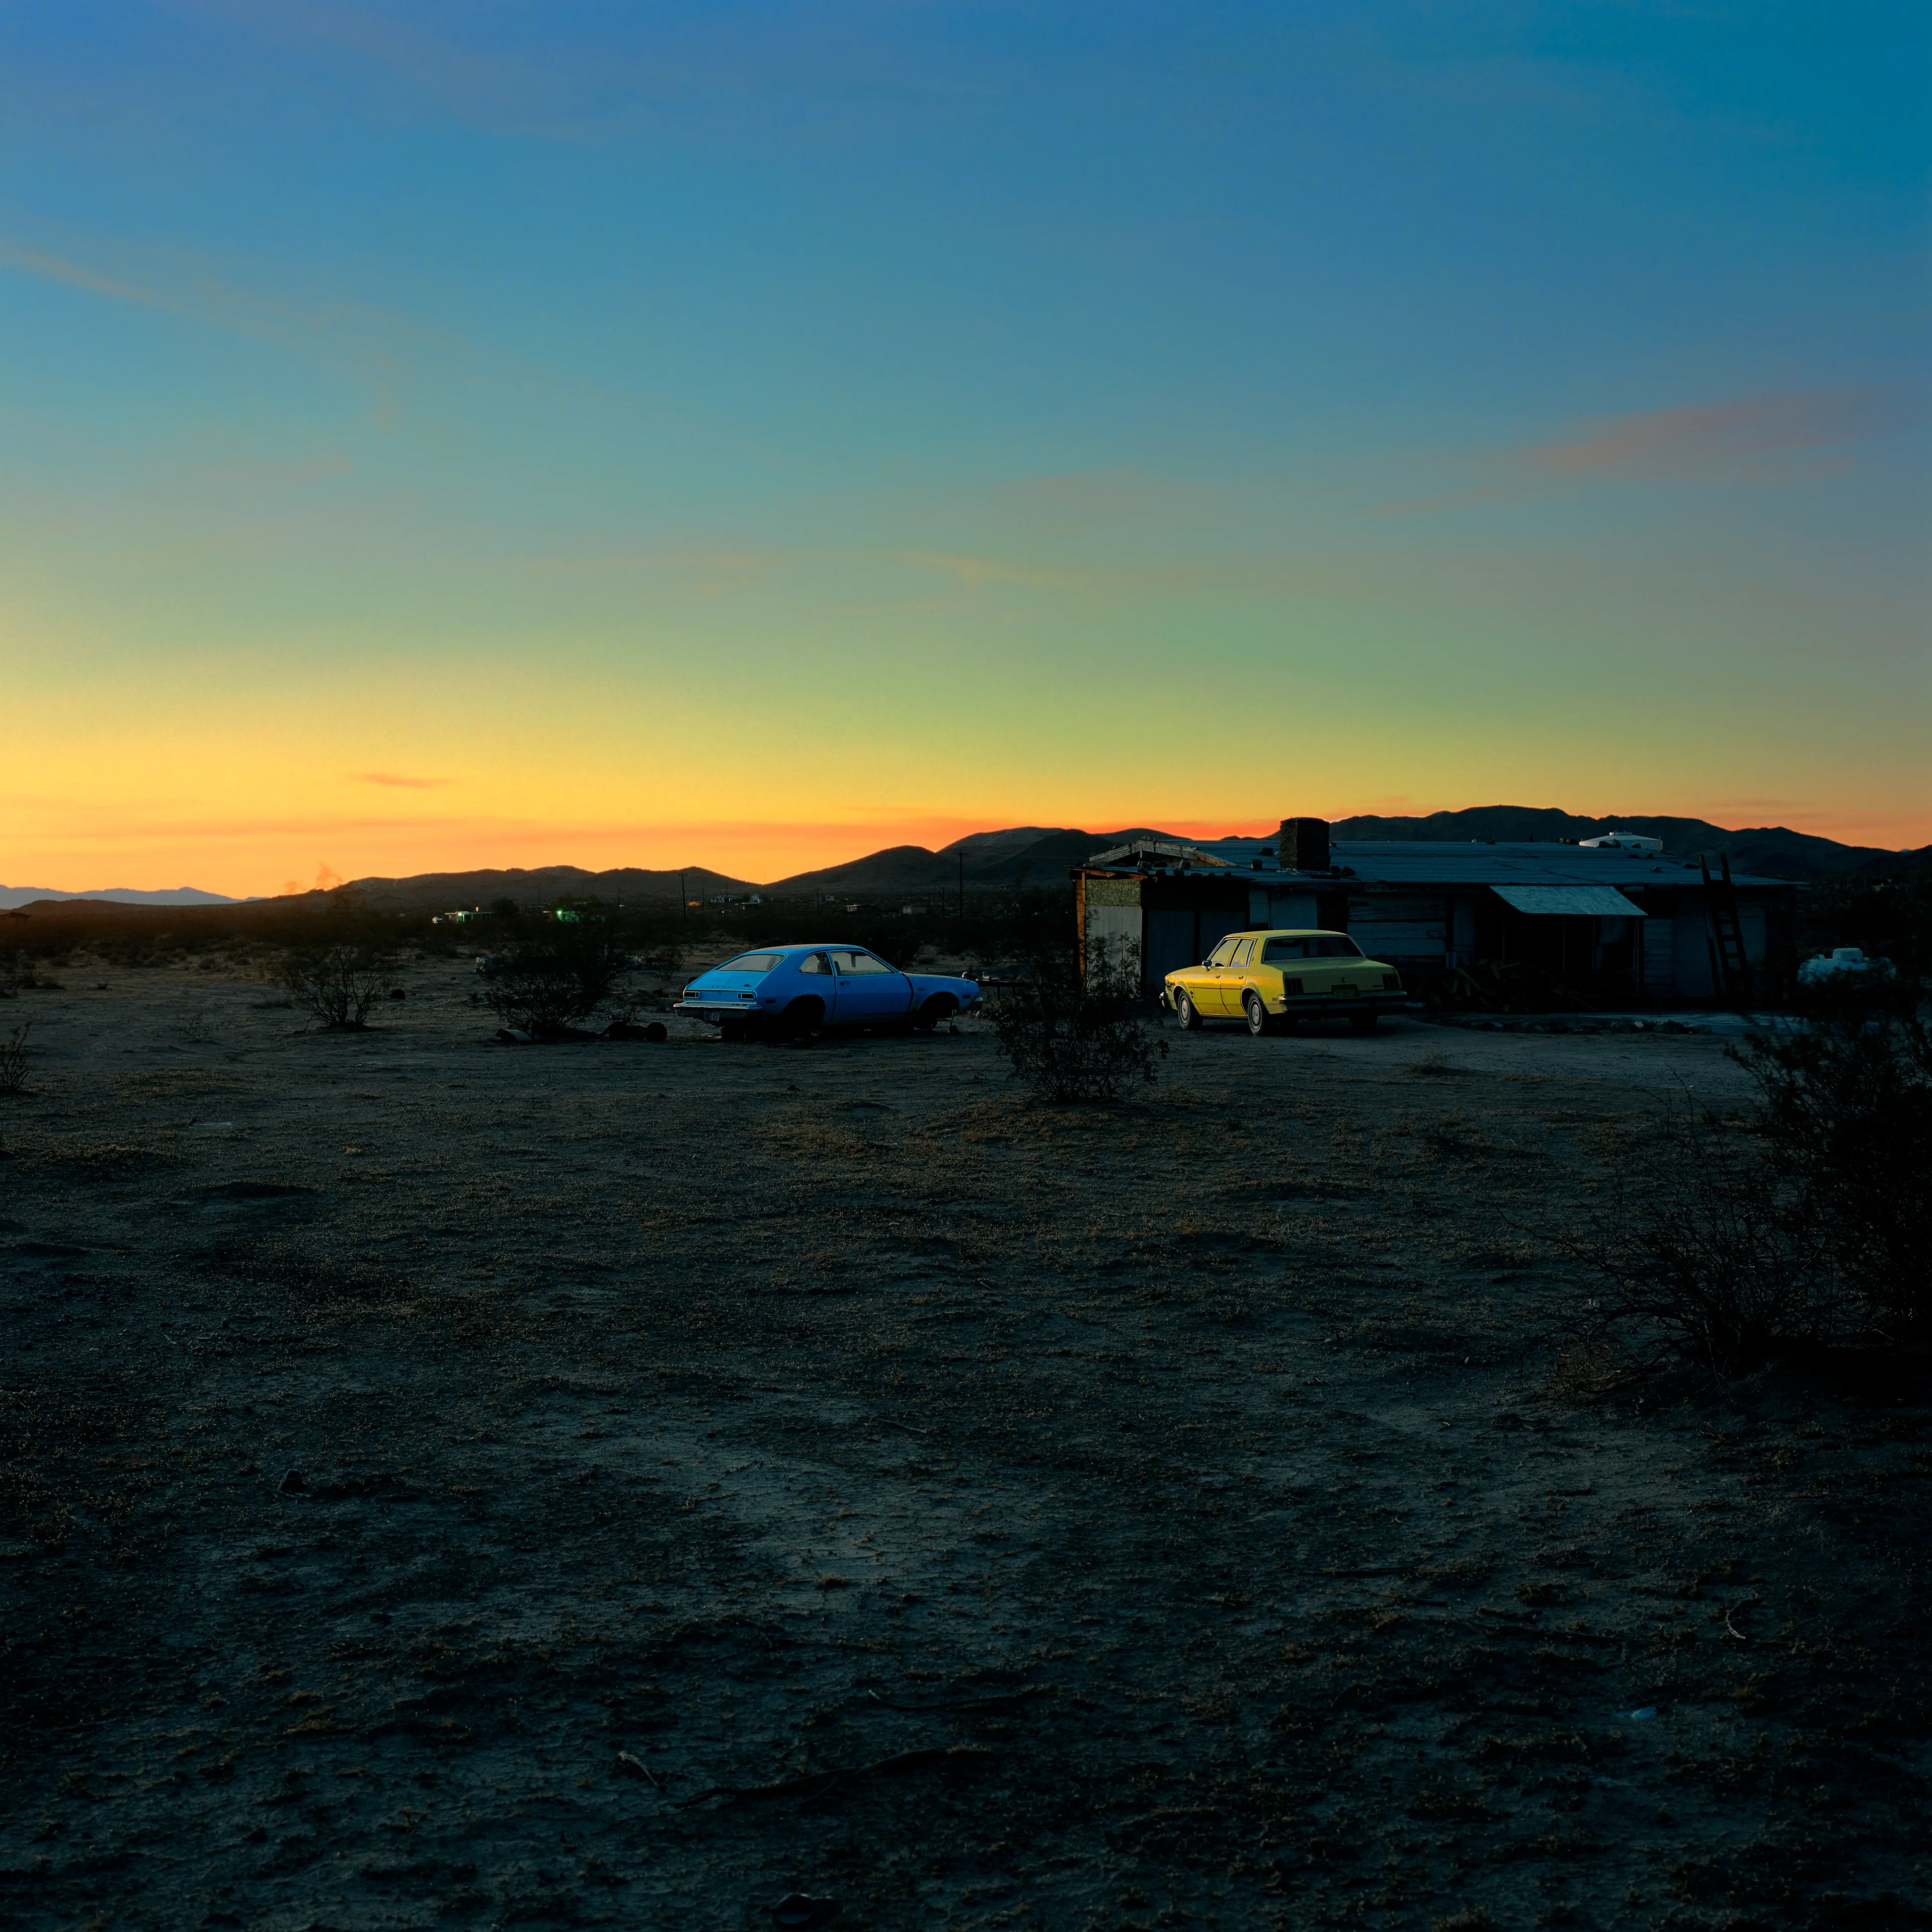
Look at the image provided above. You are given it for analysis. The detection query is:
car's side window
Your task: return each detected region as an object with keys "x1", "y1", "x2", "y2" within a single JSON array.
[
  {"x1": 1228, "y1": 938, "x2": 1254, "y2": 967},
  {"x1": 1205, "y1": 938, "x2": 1238, "y2": 968},
  {"x1": 835, "y1": 950, "x2": 894, "y2": 975},
  {"x1": 799, "y1": 952, "x2": 831, "y2": 976}
]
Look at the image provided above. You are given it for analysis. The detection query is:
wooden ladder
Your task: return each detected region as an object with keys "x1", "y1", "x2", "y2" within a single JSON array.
[{"x1": 1700, "y1": 854, "x2": 1751, "y2": 1004}]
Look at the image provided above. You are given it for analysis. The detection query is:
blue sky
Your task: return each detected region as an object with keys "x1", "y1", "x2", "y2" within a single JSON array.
[{"x1": 1, "y1": 2, "x2": 1925, "y2": 890}]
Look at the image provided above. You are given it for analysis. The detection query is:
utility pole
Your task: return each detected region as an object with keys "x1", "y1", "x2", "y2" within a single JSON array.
[{"x1": 958, "y1": 851, "x2": 964, "y2": 920}]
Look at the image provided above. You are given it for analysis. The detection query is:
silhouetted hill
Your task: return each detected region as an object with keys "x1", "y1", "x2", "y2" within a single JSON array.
[
  {"x1": 329, "y1": 811, "x2": 1906, "y2": 909},
  {"x1": 1858, "y1": 844, "x2": 1932, "y2": 880},
  {"x1": 769, "y1": 829, "x2": 1175, "y2": 895},
  {"x1": 332, "y1": 833, "x2": 1179, "y2": 909},
  {"x1": 336, "y1": 864, "x2": 754, "y2": 911},
  {"x1": 1328, "y1": 807, "x2": 1895, "y2": 878},
  {"x1": 0, "y1": 883, "x2": 242, "y2": 910}
]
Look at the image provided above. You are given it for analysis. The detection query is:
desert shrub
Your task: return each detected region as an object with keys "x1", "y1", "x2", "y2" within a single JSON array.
[
  {"x1": 1576, "y1": 1103, "x2": 1836, "y2": 1376},
  {"x1": 281, "y1": 944, "x2": 391, "y2": 1031},
  {"x1": 0, "y1": 949, "x2": 56, "y2": 996},
  {"x1": 991, "y1": 944, "x2": 1166, "y2": 1104},
  {"x1": 0, "y1": 1023, "x2": 28, "y2": 1095},
  {"x1": 477, "y1": 910, "x2": 631, "y2": 1036},
  {"x1": 1738, "y1": 993, "x2": 1932, "y2": 1345},
  {"x1": 1577, "y1": 977, "x2": 1932, "y2": 1373}
]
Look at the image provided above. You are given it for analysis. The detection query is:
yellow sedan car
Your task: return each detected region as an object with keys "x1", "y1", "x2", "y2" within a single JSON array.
[{"x1": 1162, "y1": 929, "x2": 1406, "y2": 1035}]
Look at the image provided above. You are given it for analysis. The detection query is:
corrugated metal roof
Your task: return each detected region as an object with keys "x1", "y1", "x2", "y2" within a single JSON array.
[
  {"x1": 1492, "y1": 884, "x2": 1648, "y2": 917},
  {"x1": 1156, "y1": 838, "x2": 1789, "y2": 890}
]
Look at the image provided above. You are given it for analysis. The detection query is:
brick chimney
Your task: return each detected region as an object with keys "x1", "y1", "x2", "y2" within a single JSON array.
[{"x1": 1276, "y1": 817, "x2": 1330, "y2": 871}]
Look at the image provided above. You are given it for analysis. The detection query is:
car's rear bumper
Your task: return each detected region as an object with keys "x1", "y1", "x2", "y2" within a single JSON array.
[
  {"x1": 1159, "y1": 985, "x2": 1406, "y2": 1018},
  {"x1": 673, "y1": 1000, "x2": 763, "y2": 1023},
  {"x1": 1287, "y1": 994, "x2": 1407, "y2": 1016}
]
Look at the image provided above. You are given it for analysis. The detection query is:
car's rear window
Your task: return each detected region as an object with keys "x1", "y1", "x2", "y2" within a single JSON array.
[
  {"x1": 1262, "y1": 935, "x2": 1362, "y2": 961},
  {"x1": 715, "y1": 952, "x2": 785, "y2": 974}
]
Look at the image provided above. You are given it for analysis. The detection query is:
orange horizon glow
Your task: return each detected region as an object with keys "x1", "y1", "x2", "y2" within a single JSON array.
[{"x1": 5, "y1": 795, "x2": 1926, "y2": 902}]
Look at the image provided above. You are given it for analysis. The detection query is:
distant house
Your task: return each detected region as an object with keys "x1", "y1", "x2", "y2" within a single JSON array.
[{"x1": 1075, "y1": 817, "x2": 1797, "y2": 1003}]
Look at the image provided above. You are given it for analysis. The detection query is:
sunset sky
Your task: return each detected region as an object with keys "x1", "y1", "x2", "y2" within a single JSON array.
[{"x1": 3, "y1": 2, "x2": 1926, "y2": 894}]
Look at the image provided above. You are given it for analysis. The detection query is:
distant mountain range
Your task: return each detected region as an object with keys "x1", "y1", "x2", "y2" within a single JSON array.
[
  {"x1": 6, "y1": 809, "x2": 1918, "y2": 916},
  {"x1": 0, "y1": 883, "x2": 245, "y2": 911},
  {"x1": 333, "y1": 831, "x2": 1176, "y2": 909},
  {"x1": 1325, "y1": 808, "x2": 1915, "y2": 879},
  {"x1": 328, "y1": 809, "x2": 1922, "y2": 910},
  {"x1": 339, "y1": 864, "x2": 757, "y2": 912}
]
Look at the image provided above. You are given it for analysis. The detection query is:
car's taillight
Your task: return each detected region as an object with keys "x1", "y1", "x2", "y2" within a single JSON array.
[
  {"x1": 1383, "y1": 974, "x2": 1402, "y2": 991},
  {"x1": 1281, "y1": 977, "x2": 1303, "y2": 994}
]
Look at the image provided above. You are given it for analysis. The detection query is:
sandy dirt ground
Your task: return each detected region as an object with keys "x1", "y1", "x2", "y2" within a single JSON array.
[{"x1": 3, "y1": 955, "x2": 1929, "y2": 1931}]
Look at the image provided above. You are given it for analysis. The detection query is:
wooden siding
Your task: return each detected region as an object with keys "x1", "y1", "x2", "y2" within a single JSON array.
[{"x1": 1348, "y1": 894, "x2": 1447, "y2": 961}]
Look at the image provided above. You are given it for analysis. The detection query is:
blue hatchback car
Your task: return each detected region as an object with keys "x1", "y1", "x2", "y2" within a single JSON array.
[{"x1": 675, "y1": 945, "x2": 980, "y2": 1039}]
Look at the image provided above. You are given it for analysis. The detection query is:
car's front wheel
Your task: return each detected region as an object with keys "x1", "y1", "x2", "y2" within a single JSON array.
[
  {"x1": 1243, "y1": 991, "x2": 1270, "y2": 1036},
  {"x1": 912, "y1": 994, "x2": 956, "y2": 1033},
  {"x1": 1174, "y1": 989, "x2": 1202, "y2": 1031}
]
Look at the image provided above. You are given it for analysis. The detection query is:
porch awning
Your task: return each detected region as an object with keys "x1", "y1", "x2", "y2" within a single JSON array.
[{"x1": 1492, "y1": 886, "x2": 1647, "y2": 917}]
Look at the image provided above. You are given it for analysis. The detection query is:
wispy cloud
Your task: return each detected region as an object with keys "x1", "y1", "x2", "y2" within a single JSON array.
[
  {"x1": 0, "y1": 238, "x2": 165, "y2": 311},
  {"x1": 906, "y1": 551, "x2": 1132, "y2": 595},
  {"x1": 1374, "y1": 387, "x2": 1905, "y2": 513},
  {"x1": 1369, "y1": 482, "x2": 1517, "y2": 517},
  {"x1": 354, "y1": 772, "x2": 451, "y2": 790},
  {"x1": 189, "y1": 0, "x2": 618, "y2": 138},
  {"x1": 187, "y1": 0, "x2": 1037, "y2": 144},
  {"x1": 499, "y1": 549, "x2": 781, "y2": 578},
  {"x1": 1523, "y1": 388, "x2": 1899, "y2": 478},
  {"x1": 901, "y1": 550, "x2": 1262, "y2": 597},
  {"x1": 0, "y1": 231, "x2": 436, "y2": 415},
  {"x1": 198, "y1": 455, "x2": 353, "y2": 487},
  {"x1": 976, "y1": 466, "x2": 1170, "y2": 533}
]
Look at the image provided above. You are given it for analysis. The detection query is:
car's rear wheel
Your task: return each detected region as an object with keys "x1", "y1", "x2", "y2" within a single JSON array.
[
  {"x1": 779, "y1": 997, "x2": 823, "y2": 1039},
  {"x1": 912, "y1": 993, "x2": 956, "y2": 1033},
  {"x1": 1349, "y1": 1012, "x2": 1379, "y2": 1034},
  {"x1": 1243, "y1": 991, "x2": 1270, "y2": 1036},
  {"x1": 1174, "y1": 989, "x2": 1202, "y2": 1031}
]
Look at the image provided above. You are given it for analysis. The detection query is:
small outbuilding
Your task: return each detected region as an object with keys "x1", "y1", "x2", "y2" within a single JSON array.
[{"x1": 1075, "y1": 817, "x2": 1797, "y2": 1004}]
